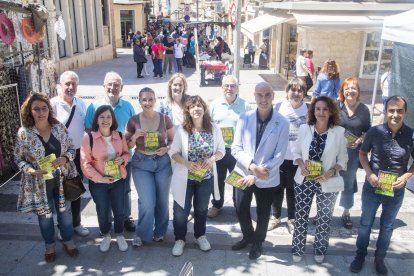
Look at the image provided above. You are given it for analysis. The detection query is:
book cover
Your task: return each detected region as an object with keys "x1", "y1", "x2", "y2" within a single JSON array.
[
  {"x1": 104, "y1": 160, "x2": 121, "y2": 180},
  {"x1": 188, "y1": 168, "x2": 208, "y2": 182},
  {"x1": 225, "y1": 170, "x2": 246, "y2": 190},
  {"x1": 221, "y1": 127, "x2": 234, "y2": 147},
  {"x1": 305, "y1": 160, "x2": 323, "y2": 181},
  {"x1": 344, "y1": 130, "x2": 359, "y2": 144},
  {"x1": 375, "y1": 170, "x2": 397, "y2": 197},
  {"x1": 144, "y1": 131, "x2": 159, "y2": 152},
  {"x1": 38, "y1": 153, "x2": 57, "y2": 180}
]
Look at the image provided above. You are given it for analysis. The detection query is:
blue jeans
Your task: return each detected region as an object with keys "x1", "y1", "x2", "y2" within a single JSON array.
[
  {"x1": 124, "y1": 162, "x2": 132, "y2": 220},
  {"x1": 132, "y1": 152, "x2": 172, "y2": 242},
  {"x1": 38, "y1": 177, "x2": 73, "y2": 245},
  {"x1": 173, "y1": 177, "x2": 213, "y2": 241},
  {"x1": 339, "y1": 149, "x2": 359, "y2": 209},
  {"x1": 356, "y1": 182, "x2": 405, "y2": 259},
  {"x1": 89, "y1": 179, "x2": 125, "y2": 235},
  {"x1": 153, "y1": 59, "x2": 163, "y2": 77}
]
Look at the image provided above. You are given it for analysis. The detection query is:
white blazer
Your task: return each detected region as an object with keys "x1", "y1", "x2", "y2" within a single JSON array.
[
  {"x1": 293, "y1": 124, "x2": 348, "y2": 184},
  {"x1": 169, "y1": 124, "x2": 225, "y2": 208}
]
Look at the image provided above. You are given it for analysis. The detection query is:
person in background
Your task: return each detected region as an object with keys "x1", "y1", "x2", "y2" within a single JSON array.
[
  {"x1": 169, "y1": 96, "x2": 225, "y2": 256},
  {"x1": 207, "y1": 75, "x2": 251, "y2": 218},
  {"x1": 312, "y1": 60, "x2": 341, "y2": 100},
  {"x1": 51, "y1": 71, "x2": 90, "y2": 238},
  {"x1": 268, "y1": 78, "x2": 309, "y2": 233},
  {"x1": 174, "y1": 37, "x2": 184, "y2": 73},
  {"x1": 295, "y1": 49, "x2": 310, "y2": 82},
  {"x1": 337, "y1": 78, "x2": 371, "y2": 229},
  {"x1": 15, "y1": 93, "x2": 79, "y2": 262},
  {"x1": 133, "y1": 38, "x2": 147, "y2": 79},
  {"x1": 163, "y1": 36, "x2": 175, "y2": 75},
  {"x1": 291, "y1": 96, "x2": 348, "y2": 264},
  {"x1": 81, "y1": 106, "x2": 130, "y2": 252},
  {"x1": 152, "y1": 38, "x2": 165, "y2": 78},
  {"x1": 141, "y1": 36, "x2": 151, "y2": 76},
  {"x1": 245, "y1": 39, "x2": 256, "y2": 64},
  {"x1": 304, "y1": 50, "x2": 315, "y2": 95},
  {"x1": 350, "y1": 96, "x2": 414, "y2": 275}
]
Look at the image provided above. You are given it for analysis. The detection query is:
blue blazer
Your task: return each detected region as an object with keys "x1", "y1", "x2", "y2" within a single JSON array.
[{"x1": 231, "y1": 109, "x2": 289, "y2": 188}]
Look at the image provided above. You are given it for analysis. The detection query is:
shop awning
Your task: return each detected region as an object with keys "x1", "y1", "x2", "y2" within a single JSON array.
[
  {"x1": 241, "y1": 14, "x2": 288, "y2": 39},
  {"x1": 293, "y1": 14, "x2": 383, "y2": 31}
]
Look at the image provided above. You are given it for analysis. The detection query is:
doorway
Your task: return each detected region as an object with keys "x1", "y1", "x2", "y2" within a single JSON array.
[{"x1": 120, "y1": 10, "x2": 134, "y2": 48}]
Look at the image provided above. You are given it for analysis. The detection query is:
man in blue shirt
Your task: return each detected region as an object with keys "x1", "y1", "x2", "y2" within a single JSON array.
[
  {"x1": 350, "y1": 96, "x2": 414, "y2": 275},
  {"x1": 85, "y1": 71, "x2": 136, "y2": 232}
]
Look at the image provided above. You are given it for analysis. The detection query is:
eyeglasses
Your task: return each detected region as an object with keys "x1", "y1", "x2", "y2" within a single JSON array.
[
  {"x1": 32, "y1": 107, "x2": 49, "y2": 113},
  {"x1": 223, "y1": 84, "x2": 237, "y2": 89}
]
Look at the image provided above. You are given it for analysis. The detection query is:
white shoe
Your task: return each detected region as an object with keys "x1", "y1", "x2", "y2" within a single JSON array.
[
  {"x1": 207, "y1": 207, "x2": 221, "y2": 218},
  {"x1": 74, "y1": 225, "x2": 90, "y2": 237},
  {"x1": 293, "y1": 255, "x2": 302, "y2": 263},
  {"x1": 314, "y1": 255, "x2": 325, "y2": 263},
  {"x1": 196, "y1": 235, "x2": 211, "y2": 252},
  {"x1": 153, "y1": 236, "x2": 164, "y2": 242},
  {"x1": 116, "y1": 236, "x2": 128, "y2": 252},
  {"x1": 267, "y1": 216, "x2": 281, "y2": 231},
  {"x1": 132, "y1": 236, "x2": 143, "y2": 247},
  {"x1": 172, "y1": 240, "x2": 185, "y2": 256},
  {"x1": 100, "y1": 234, "x2": 112, "y2": 252},
  {"x1": 287, "y1": 219, "x2": 295, "y2": 234}
]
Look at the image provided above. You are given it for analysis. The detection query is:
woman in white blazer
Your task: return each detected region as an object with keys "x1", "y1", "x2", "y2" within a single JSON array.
[
  {"x1": 291, "y1": 96, "x2": 348, "y2": 264},
  {"x1": 169, "y1": 95, "x2": 225, "y2": 257}
]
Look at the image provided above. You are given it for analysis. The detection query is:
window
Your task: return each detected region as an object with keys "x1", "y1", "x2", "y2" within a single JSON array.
[
  {"x1": 93, "y1": 0, "x2": 99, "y2": 46},
  {"x1": 360, "y1": 32, "x2": 392, "y2": 78},
  {"x1": 83, "y1": 0, "x2": 90, "y2": 50},
  {"x1": 68, "y1": 0, "x2": 79, "y2": 53}
]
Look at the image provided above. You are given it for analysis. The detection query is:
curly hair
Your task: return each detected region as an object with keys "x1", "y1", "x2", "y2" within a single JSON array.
[
  {"x1": 20, "y1": 93, "x2": 59, "y2": 127},
  {"x1": 307, "y1": 96, "x2": 340, "y2": 128},
  {"x1": 91, "y1": 105, "x2": 118, "y2": 132},
  {"x1": 338, "y1": 77, "x2": 360, "y2": 103},
  {"x1": 167, "y1": 73, "x2": 188, "y2": 104},
  {"x1": 320, "y1": 59, "x2": 340, "y2": 80},
  {"x1": 182, "y1": 95, "x2": 212, "y2": 134}
]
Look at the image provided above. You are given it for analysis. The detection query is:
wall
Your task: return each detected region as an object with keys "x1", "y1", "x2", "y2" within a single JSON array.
[{"x1": 113, "y1": 4, "x2": 145, "y2": 48}]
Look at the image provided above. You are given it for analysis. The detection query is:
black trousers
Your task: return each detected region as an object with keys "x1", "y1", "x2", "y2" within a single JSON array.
[
  {"x1": 235, "y1": 185, "x2": 275, "y2": 243},
  {"x1": 211, "y1": 148, "x2": 236, "y2": 209},
  {"x1": 270, "y1": 160, "x2": 296, "y2": 219},
  {"x1": 136, "y1": 62, "x2": 144, "y2": 77},
  {"x1": 71, "y1": 148, "x2": 83, "y2": 227}
]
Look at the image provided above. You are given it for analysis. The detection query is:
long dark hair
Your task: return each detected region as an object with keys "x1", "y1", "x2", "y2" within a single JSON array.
[
  {"x1": 20, "y1": 93, "x2": 59, "y2": 127},
  {"x1": 91, "y1": 105, "x2": 118, "y2": 132},
  {"x1": 182, "y1": 96, "x2": 212, "y2": 134},
  {"x1": 307, "y1": 96, "x2": 340, "y2": 128}
]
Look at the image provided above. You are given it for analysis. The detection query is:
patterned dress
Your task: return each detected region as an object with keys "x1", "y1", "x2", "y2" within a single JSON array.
[{"x1": 188, "y1": 131, "x2": 214, "y2": 181}]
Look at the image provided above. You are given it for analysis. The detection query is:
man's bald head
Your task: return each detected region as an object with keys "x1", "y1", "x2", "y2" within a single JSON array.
[{"x1": 254, "y1": 82, "x2": 274, "y2": 113}]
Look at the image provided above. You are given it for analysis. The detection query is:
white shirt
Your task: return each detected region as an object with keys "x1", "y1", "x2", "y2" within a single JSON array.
[
  {"x1": 381, "y1": 71, "x2": 391, "y2": 97},
  {"x1": 103, "y1": 136, "x2": 117, "y2": 160},
  {"x1": 295, "y1": 55, "x2": 308, "y2": 77},
  {"x1": 174, "y1": 43, "x2": 184, "y2": 58},
  {"x1": 50, "y1": 96, "x2": 87, "y2": 149}
]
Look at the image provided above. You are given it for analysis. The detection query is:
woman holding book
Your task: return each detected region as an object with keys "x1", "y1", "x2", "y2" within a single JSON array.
[
  {"x1": 291, "y1": 96, "x2": 348, "y2": 264},
  {"x1": 14, "y1": 93, "x2": 79, "y2": 262},
  {"x1": 125, "y1": 87, "x2": 174, "y2": 247},
  {"x1": 80, "y1": 105, "x2": 130, "y2": 252},
  {"x1": 338, "y1": 78, "x2": 371, "y2": 229},
  {"x1": 169, "y1": 95, "x2": 225, "y2": 256}
]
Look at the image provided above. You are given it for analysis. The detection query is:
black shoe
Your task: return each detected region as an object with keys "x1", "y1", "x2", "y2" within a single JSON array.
[
  {"x1": 138, "y1": 75, "x2": 144, "y2": 78},
  {"x1": 249, "y1": 242, "x2": 262, "y2": 260},
  {"x1": 342, "y1": 214, "x2": 353, "y2": 229},
  {"x1": 349, "y1": 255, "x2": 365, "y2": 273},
  {"x1": 231, "y1": 238, "x2": 251, "y2": 251},
  {"x1": 124, "y1": 218, "x2": 136, "y2": 232},
  {"x1": 375, "y1": 258, "x2": 388, "y2": 275},
  {"x1": 312, "y1": 216, "x2": 318, "y2": 226}
]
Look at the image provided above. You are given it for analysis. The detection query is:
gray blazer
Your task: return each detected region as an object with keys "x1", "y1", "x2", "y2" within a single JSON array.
[{"x1": 231, "y1": 109, "x2": 289, "y2": 188}]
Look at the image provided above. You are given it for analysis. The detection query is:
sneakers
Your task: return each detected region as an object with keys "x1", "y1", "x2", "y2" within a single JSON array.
[
  {"x1": 172, "y1": 240, "x2": 186, "y2": 256},
  {"x1": 132, "y1": 236, "x2": 143, "y2": 247},
  {"x1": 267, "y1": 216, "x2": 281, "y2": 231},
  {"x1": 349, "y1": 255, "x2": 365, "y2": 273},
  {"x1": 314, "y1": 254, "x2": 325, "y2": 263},
  {"x1": 153, "y1": 236, "x2": 164, "y2": 242},
  {"x1": 207, "y1": 207, "x2": 221, "y2": 218},
  {"x1": 375, "y1": 258, "x2": 388, "y2": 275},
  {"x1": 124, "y1": 218, "x2": 136, "y2": 232},
  {"x1": 74, "y1": 225, "x2": 90, "y2": 237},
  {"x1": 100, "y1": 234, "x2": 112, "y2": 252},
  {"x1": 196, "y1": 235, "x2": 211, "y2": 252},
  {"x1": 292, "y1": 255, "x2": 302, "y2": 263},
  {"x1": 287, "y1": 219, "x2": 295, "y2": 234},
  {"x1": 116, "y1": 236, "x2": 128, "y2": 252}
]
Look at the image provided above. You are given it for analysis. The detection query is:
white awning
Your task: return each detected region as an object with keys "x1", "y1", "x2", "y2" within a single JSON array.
[
  {"x1": 241, "y1": 14, "x2": 288, "y2": 40},
  {"x1": 293, "y1": 14, "x2": 383, "y2": 31},
  {"x1": 382, "y1": 9, "x2": 414, "y2": 45}
]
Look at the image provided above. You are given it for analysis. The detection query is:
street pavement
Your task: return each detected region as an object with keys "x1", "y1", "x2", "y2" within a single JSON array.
[{"x1": 0, "y1": 49, "x2": 413, "y2": 276}]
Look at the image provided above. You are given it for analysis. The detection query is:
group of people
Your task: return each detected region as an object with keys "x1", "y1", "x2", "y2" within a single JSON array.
[{"x1": 14, "y1": 69, "x2": 412, "y2": 276}]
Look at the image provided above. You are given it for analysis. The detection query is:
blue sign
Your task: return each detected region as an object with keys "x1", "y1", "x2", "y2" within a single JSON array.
[{"x1": 184, "y1": 15, "x2": 190, "y2": 22}]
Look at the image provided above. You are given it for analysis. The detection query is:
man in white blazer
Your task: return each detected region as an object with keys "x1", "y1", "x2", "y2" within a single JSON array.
[{"x1": 231, "y1": 82, "x2": 289, "y2": 259}]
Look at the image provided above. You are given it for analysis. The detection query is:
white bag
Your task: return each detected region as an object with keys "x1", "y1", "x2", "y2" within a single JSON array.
[{"x1": 320, "y1": 176, "x2": 344, "y2": 193}]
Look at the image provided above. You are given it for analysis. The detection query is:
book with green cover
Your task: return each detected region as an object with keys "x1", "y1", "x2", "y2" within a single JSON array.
[
  {"x1": 221, "y1": 127, "x2": 234, "y2": 147},
  {"x1": 38, "y1": 153, "x2": 57, "y2": 180},
  {"x1": 145, "y1": 131, "x2": 159, "y2": 152},
  {"x1": 104, "y1": 160, "x2": 121, "y2": 180},
  {"x1": 375, "y1": 170, "x2": 397, "y2": 197},
  {"x1": 225, "y1": 170, "x2": 246, "y2": 190},
  {"x1": 305, "y1": 160, "x2": 323, "y2": 181},
  {"x1": 188, "y1": 168, "x2": 208, "y2": 182},
  {"x1": 344, "y1": 130, "x2": 359, "y2": 144}
]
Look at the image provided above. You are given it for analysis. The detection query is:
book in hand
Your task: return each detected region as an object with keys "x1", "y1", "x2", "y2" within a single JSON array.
[
  {"x1": 188, "y1": 167, "x2": 208, "y2": 182},
  {"x1": 305, "y1": 160, "x2": 323, "y2": 181},
  {"x1": 344, "y1": 130, "x2": 359, "y2": 144},
  {"x1": 37, "y1": 153, "x2": 57, "y2": 180},
  {"x1": 144, "y1": 131, "x2": 160, "y2": 152},
  {"x1": 375, "y1": 170, "x2": 397, "y2": 197},
  {"x1": 104, "y1": 160, "x2": 121, "y2": 180},
  {"x1": 221, "y1": 127, "x2": 234, "y2": 147},
  {"x1": 225, "y1": 170, "x2": 246, "y2": 190}
]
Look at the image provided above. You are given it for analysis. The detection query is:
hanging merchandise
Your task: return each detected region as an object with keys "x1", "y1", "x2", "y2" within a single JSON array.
[
  {"x1": 0, "y1": 13, "x2": 16, "y2": 45},
  {"x1": 28, "y1": 3, "x2": 48, "y2": 32},
  {"x1": 54, "y1": 15, "x2": 66, "y2": 40},
  {"x1": 21, "y1": 16, "x2": 44, "y2": 44}
]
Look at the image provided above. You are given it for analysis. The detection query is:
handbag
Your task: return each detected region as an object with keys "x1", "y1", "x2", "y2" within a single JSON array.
[
  {"x1": 320, "y1": 175, "x2": 344, "y2": 193},
  {"x1": 63, "y1": 174, "x2": 86, "y2": 201}
]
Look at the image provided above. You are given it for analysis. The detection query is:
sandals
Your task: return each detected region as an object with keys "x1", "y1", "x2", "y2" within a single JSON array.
[
  {"x1": 44, "y1": 251, "x2": 56, "y2": 263},
  {"x1": 62, "y1": 243, "x2": 79, "y2": 257},
  {"x1": 342, "y1": 214, "x2": 353, "y2": 229}
]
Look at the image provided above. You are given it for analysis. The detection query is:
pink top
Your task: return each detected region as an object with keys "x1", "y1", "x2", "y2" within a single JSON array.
[
  {"x1": 306, "y1": 58, "x2": 315, "y2": 75},
  {"x1": 80, "y1": 131, "x2": 130, "y2": 183}
]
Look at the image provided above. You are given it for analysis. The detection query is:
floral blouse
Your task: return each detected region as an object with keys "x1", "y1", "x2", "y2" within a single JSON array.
[
  {"x1": 188, "y1": 131, "x2": 214, "y2": 180},
  {"x1": 14, "y1": 123, "x2": 76, "y2": 217}
]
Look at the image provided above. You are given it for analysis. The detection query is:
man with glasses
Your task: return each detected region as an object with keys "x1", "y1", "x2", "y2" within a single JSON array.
[
  {"x1": 85, "y1": 71, "x2": 136, "y2": 233},
  {"x1": 231, "y1": 82, "x2": 289, "y2": 259},
  {"x1": 207, "y1": 75, "x2": 251, "y2": 218}
]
